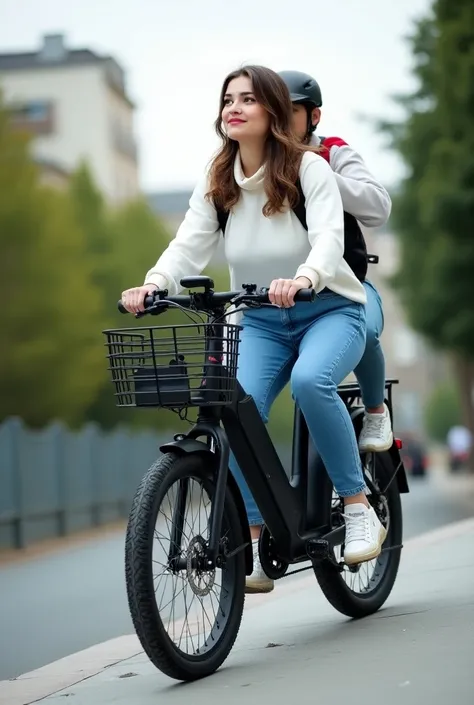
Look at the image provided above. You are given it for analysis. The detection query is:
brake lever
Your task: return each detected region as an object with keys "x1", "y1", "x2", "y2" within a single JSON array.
[
  {"x1": 134, "y1": 302, "x2": 168, "y2": 319},
  {"x1": 232, "y1": 296, "x2": 274, "y2": 310},
  {"x1": 230, "y1": 294, "x2": 255, "y2": 309},
  {"x1": 245, "y1": 301, "x2": 271, "y2": 309}
]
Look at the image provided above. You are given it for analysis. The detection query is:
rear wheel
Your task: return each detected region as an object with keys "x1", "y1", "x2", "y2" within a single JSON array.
[
  {"x1": 313, "y1": 450, "x2": 402, "y2": 618},
  {"x1": 125, "y1": 452, "x2": 246, "y2": 681}
]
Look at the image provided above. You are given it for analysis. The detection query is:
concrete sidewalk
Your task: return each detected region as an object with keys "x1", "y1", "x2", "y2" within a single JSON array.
[{"x1": 2, "y1": 517, "x2": 474, "y2": 705}]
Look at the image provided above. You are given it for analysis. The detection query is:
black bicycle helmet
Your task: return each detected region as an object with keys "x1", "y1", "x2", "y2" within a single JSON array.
[{"x1": 278, "y1": 70, "x2": 322, "y2": 108}]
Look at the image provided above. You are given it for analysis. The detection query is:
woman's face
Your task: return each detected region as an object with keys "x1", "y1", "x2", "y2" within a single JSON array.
[{"x1": 222, "y1": 75, "x2": 270, "y2": 142}]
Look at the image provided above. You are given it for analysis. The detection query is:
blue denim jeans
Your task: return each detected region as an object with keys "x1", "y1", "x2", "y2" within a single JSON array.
[
  {"x1": 229, "y1": 291, "x2": 367, "y2": 526},
  {"x1": 354, "y1": 280, "x2": 385, "y2": 409}
]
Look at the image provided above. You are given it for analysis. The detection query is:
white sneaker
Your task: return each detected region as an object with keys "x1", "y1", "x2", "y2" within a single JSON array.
[
  {"x1": 245, "y1": 539, "x2": 274, "y2": 594},
  {"x1": 343, "y1": 503, "x2": 387, "y2": 566},
  {"x1": 358, "y1": 404, "x2": 393, "y2": 452}
]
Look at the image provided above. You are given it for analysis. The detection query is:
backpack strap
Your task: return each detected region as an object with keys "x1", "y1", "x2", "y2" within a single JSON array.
[
  {"x1": 216, "y1": 207, "x2": 229, "y2": 234},
  {"x1": 293, "y1": 178, "x2": 307, "y2": 230}
]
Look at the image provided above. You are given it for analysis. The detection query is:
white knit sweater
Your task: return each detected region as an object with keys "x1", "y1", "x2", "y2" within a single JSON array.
[{"x1": 145, "y1": 151, "x2": 367, "y2": 305}]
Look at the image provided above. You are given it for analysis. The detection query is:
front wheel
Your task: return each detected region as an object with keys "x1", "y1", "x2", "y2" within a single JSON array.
[
  {"x1": 125, "y1": 452, "x2": 246, "y2": 681},
  {"x1": 313, "y1": 450, "x2": 402, "y2": 618}
]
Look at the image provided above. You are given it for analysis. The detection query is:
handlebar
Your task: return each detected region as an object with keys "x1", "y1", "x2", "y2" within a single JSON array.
[{"x1": 117, "y1": 283, "x2": 316, "y2": 316}]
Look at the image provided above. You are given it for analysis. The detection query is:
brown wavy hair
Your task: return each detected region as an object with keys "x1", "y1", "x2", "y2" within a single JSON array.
[{"x1": 206, "y1": 65, "x2": 320, "y2": 217}]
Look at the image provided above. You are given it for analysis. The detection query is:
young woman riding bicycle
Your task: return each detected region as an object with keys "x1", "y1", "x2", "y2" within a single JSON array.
[{"x1": 121, "y1": 65, "x2": 387, "y2": 594}]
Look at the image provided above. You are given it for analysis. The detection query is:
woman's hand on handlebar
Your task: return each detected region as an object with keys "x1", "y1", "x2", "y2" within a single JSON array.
[
  {"x1": 121, "y1": 284, "x2": 157, "y2": 314},
  {"x1": 268, "y1": 276, "x2": 313, "y2": 308}
]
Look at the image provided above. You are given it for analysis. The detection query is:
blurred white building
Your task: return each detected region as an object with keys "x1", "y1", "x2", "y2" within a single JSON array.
[{"x1": 0, "y1": 33, "x2": 139, "y2": 203}]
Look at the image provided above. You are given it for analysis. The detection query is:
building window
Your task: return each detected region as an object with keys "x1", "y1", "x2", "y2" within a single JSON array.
[
  {"x1": 9, "y1": 100, "x2": 55, "y2": 135},
  {"x1": 19, "y1": 101, "x2": 48, "y2": 121},
  {"x1": 110, "y1": 118, "x2": 137, "y2": 161}
]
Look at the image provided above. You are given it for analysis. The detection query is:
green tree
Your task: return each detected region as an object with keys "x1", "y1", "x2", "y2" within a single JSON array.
[
  {"x1": 79, "y1": 189, "x2": 177, "y2": 430},
  {"x1": 379, "y1": 0, "x2": 474, "y2": 445},
  {"x1": 0, "y1": 102, "x2": 104, "y2": 427},
  {"x1": 111, "y1": 197, "x2": 173, "y2": 319},
  {"x1": 69, "y1": 163, "x2": 115, "y2": 298}
]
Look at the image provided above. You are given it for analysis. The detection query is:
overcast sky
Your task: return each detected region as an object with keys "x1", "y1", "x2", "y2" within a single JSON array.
[{"x1": 1, "y1": 0, "x2": 431, "y2": 192}]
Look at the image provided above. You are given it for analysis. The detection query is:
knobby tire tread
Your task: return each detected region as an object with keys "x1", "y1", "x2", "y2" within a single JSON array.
[{"x1": 125, "y1": 452, "x2": 246, "y2": 681}]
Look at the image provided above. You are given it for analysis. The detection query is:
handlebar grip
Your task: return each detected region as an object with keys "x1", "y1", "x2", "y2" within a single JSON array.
[
  {"x1": 144, "y1": 295, "x2": 155, "y2": 308},
  {"x1": 117, "y1": 294, "x2": 157, "y2": 313},
  {"x1": 294, "y1": 288, "x2": 316, "y2": 302}
]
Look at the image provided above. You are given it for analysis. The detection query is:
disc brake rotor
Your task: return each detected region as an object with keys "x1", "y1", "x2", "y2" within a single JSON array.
[{"x1": 186, "y1": 535, "x2": 215, "y2": 597}]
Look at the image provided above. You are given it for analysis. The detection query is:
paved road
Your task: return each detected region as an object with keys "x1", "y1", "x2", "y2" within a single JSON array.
[
  {"x1": 30, "y1": 517, "x2": 474, "y2": 705},
  {"x1": 0, "y1": 471, "x2": 473, "y2": 681}
]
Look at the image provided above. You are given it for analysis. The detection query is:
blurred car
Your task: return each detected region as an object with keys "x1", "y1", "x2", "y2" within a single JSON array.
[
  {"x1": 399, "y1": 435, "x2": 428, "y2": 477},
  {"x1": 448, "y1": 449, "x2": 470, "y2": 473}
]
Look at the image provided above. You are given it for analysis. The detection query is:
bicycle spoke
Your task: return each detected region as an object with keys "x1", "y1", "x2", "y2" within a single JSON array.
[{"x1": 148, "y1": 474, "x2": 236, "y2": 657}]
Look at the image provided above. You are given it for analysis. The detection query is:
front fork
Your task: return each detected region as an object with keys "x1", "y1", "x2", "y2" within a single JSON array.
[
  {"x1": 166, "y1": 423, "x2": 230, "y2": 571},
  {"x1": 202, "y1": 425, "x2": 230, "y2": 566}
]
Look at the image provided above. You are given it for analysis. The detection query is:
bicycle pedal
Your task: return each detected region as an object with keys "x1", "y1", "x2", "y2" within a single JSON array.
[{"x1": 306, "y1": 538, "x2": 330, "y2": 562}]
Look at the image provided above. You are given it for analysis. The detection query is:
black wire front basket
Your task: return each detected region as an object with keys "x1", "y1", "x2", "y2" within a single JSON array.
[{"x1": 103, "y1": 322, "x2": 242, "y2": 410}]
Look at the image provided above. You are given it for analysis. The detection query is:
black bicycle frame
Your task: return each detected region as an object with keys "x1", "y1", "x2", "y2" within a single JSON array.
[{"x1": 161, "y1": 302, "x2": 407, "y2": 569}]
